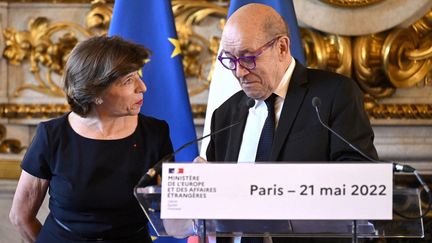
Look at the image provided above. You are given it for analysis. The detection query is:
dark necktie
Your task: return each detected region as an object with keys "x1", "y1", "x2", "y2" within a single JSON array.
[
  {"x1": 255, "y1": 93, "x2": 277, "y2": 162},
  {"x1": 241, "y1": 237, "x2": 264, "y2": 243},
  {"x1": 242, "y1": 95, "x2": 276, "y2": 243}
]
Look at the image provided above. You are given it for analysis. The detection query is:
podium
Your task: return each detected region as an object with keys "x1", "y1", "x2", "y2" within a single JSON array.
[
  {"x1": 134, "y1": 163, "x2": 424, "y2": 242},
  {"x1": 135, "y1": 186, "x2": 424, "y2": 241}
]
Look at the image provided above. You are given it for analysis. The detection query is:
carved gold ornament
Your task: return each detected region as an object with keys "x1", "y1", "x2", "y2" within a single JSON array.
[
  {"x1": 302, "y1": 29, "x2": 352, "y2": 77},
  {"x1": 302, "y1": 9, "x2": 432, "y2": 119},
  {"x1": 0, "y1": 103, "x2": 69, "y2": 155},
  {"x1": 191, "y1": 104, "x2": 207, "y2": 119},
  {"x1": 366, "y1": 103, "x2": 432, "y2": 119},
  {"x1": 0, "y1": 122, "x2": 25, "y2": 154},
  {"x1": 355, "y1": 9, "x2": 432, "y2": 91},
  {"x1": 319, "y1": 0, "x2": 384, "y2": 8},
  {"x1": 0, "y1": 103, "x2": 69, "y2": 119},
  {"x1": 172, "y1": 0, "x2": 227, "y2": 96},
  {"x1": 353, "y1": 34, "x2": 395, "y2": 99},
  {"x1": 304, "y1": 9, "x2": 432, "y2": 98},
  {"x1": 382, "y1": 10, "x2": 432, "y2": 89},
  {"x1": 3, "y1": 0, "x2": 111, "y2": 97},
  {"x1": 4, "y1": 18, "x2": 80, "y2": 97},
  {"x1": 86, "y1": 0, "x2": 113, "y2": 35}
]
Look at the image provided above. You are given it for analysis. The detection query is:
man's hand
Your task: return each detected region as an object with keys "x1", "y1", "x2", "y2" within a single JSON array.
[{"x1": 193, "y1": 156, "x2": 208, "y2": 163}]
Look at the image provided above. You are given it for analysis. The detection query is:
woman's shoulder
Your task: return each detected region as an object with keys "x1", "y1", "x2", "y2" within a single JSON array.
[
  {"x1": 137, "y1": 114, "x2": 169, "y2": 132},
  {"x1": 41, "y1": 112, "x2": 68, "y2": 126},
  {"x1": 38, "y1": 112, "x2": 70, "y2": 136}
]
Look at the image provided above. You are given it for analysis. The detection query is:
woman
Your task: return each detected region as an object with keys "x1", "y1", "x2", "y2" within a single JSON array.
[{"x1": 9, "y1": 36, "x2": 173, "y2": 242}]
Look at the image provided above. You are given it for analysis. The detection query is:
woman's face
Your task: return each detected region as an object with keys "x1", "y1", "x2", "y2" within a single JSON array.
[{"x1": 97, "y1": 71, "x2": 147, "y2": 117}]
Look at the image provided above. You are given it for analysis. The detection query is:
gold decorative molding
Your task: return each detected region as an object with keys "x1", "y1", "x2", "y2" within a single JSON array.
[
  {"x1": 0, "y1": 103, "x2": 69, "y2": 119},
  {"x1": 0, "y1": 103, "x2": 206, "y2": 121},
  {"x1": 4, "y1": 103, "x2": 427, "y2": 121},
  {"x1": 366, "y1": 103, "x2": 432, "y2": 119},
  {"x1": 319, "y1": 0, "x2": 384, "y2": 8},
  {"x1": 0, "y1": 160, "x2": 21, "y2": 179},
  {"x1": 191, "y1": 104, "x2": 207, "y2": 119}
]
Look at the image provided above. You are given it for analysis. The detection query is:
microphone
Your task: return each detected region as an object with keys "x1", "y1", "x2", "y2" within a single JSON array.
[
  {"x1": 312, "y1": 96, "x2": 431, "y2": 219},
  {"x1": 135, "y1": 98, "x2": 256, "y2": 188},
  {"x1": 311, "y1": 96, "x2": 415, "y2": 173}
]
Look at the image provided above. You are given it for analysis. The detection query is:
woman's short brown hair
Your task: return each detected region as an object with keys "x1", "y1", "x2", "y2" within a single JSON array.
[{"x1": 63, "y1": 35, "x2": 150, "y2": 117}]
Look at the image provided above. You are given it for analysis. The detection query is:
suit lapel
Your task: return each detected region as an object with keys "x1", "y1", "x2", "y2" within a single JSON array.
[
  {"x1": 270, "y1": 63, "x2": 309, "y2": 161},
  {"x1": 225, "y1": 95, "x2": 250, "y2": 161}
]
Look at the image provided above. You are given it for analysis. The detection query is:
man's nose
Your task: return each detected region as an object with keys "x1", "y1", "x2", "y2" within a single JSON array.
[{"x1": 235, "y1": 64, "x2": 249, "y2": 78}]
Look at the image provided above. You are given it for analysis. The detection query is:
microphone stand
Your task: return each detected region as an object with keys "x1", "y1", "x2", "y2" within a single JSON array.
[
  {"x1": 352, "y1": 220, "x2": 358, "y2": 243},
  {"x1": 311, "y1": 96, "x2": 431, "y2": 220},
  {"x1": 135, "y1": 98, "x2": 255, "y2": 190},
  {"x1": 134, "y1": 99, "x2": 255, "y2": 243},
  {"x1": 134, "y1": 117, "x2": 248, "y2": 189}
]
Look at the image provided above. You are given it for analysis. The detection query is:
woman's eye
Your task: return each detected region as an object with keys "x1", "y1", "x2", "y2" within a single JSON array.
[{"x1": 124, "y1": 78, "x2": 132, "y2": 85}]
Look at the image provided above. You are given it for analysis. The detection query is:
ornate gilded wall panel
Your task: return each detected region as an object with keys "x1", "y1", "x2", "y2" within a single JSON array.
[
  {"x1": 0, "y1": 0, "x2": 430, "y2": 165},
  {"x1": 172, "y1": 0, "x2": 227, "y2": 100},
  {"x1": 3, "y1": 0, "x2": 431, "y2": 121},
  {"x1": 0, "y1": 2, "x2": 8, "y2": 102},
  {"x1": 3, "y1": 1, "x2": 109, "y2": 99},
  {"x1": 0, "y1": 1, "x2": 114, "y2": 162},
  {"x1": 0, "y1": 2, "x2": 430, "y2": 226}
]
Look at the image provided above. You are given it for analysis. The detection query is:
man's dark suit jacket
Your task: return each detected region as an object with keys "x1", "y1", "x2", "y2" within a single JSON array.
[
  {"x1": 206, "y1": 62, "x2": 378, "y2": 163},
  {"x1": 206, "y1": 62, "x2": 378, "y2": 243}
]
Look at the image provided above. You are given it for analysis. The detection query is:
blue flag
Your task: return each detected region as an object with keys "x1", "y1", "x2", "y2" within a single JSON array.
[
  {"x1": 228, "y1": 0, "x2": 305, "y2": 64},
  {"x1": 108, "y1": 0, "x2": 198, "y2": 166}
]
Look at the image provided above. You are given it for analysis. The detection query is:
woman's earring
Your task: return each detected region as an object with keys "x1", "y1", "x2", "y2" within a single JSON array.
[{"x1": 94, "y1": 97, "x2": 103, "y2": 105}]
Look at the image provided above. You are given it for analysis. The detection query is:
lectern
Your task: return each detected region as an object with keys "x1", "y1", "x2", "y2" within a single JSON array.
[
  {"x1": 135, "y1": 162, "x2": 424, "y2": 242},
  {"x1": 135, "y1": 186, "x2": 424, "y2": 242}
]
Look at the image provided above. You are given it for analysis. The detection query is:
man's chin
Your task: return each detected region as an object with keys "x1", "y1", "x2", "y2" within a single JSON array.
[{"x1": 244, "y1": 91, "x2": 264, "y2": 101}]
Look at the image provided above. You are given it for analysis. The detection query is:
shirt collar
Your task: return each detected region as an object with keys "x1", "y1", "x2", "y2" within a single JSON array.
[
  {"x1": 274, "y1": 57, "x2": 295, "y2": 100},
  {"x1": 252, "y1": 57, "x2": 296, "y2": 109}
]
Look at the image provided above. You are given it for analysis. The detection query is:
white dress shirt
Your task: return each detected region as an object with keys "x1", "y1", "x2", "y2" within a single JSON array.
[
  {"x1": 234, "y1": 58, "x2": 296, "y2": 243},
  {"x1": 237, "y1": 58, "x2": 296, "y2": 163}
]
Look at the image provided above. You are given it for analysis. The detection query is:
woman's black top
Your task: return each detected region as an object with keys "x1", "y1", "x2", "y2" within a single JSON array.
[{"x1": 21, "y1": 113, "x2": 173, "y2": 242}]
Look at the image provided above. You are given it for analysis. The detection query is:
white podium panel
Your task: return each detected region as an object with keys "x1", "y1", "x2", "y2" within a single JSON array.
[{"x1": 161, "y1": 163, "x2": 393, "y2": 220}]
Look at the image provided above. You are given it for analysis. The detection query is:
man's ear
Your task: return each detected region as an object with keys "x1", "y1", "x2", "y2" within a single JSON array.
[{"x1": 278, "y1": 36, "x2": 291, "y2": 61}]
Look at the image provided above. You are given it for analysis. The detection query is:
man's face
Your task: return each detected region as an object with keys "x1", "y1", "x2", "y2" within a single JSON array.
[{"x1": 221, "y1": 30, "x2": 281, "y2": 100}]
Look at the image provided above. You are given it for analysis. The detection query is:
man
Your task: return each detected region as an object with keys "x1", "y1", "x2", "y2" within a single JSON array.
[
  {"x1": 206, "y1": 3, "x2": 377, "y2": 163},
  {"x1": 200, "y1": 3, "x2": 378, "y2": 243}
]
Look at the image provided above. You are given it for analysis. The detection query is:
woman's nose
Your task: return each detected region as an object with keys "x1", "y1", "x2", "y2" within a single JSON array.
[{"x1": 137, "y1": 78, "x2": 147, "y2": 93}]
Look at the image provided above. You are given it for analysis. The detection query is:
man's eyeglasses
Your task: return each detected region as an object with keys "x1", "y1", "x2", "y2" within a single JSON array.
[{"x1": 218, "y1": 36, "x2": 281, "y2": 71}]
